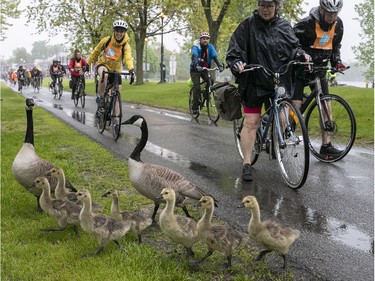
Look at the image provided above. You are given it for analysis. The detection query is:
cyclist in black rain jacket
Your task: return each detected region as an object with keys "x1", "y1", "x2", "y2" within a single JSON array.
[{"x1": 226, "y1": 0, "x2": 310, "y2": 181}]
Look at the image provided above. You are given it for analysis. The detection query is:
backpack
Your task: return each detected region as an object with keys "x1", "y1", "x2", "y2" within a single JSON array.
[
  {"x1": 213, "y1": 82, "x2": 242, "y2": 121},
  {"x1": 103, "y1": 35, "x2": 126, "y2": 61}
]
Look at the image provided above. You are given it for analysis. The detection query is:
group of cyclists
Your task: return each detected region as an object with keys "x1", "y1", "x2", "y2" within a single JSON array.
[{"x1": 5, "y1": 65, "x2": 43, "y2": 92}]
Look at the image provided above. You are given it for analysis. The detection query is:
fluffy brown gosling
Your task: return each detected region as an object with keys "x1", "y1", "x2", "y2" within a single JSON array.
[
  {"x1": 242, "y1": 195, "x2": 300, "y2": 269},
  {"x1": 76, "y1": 189, "x2": 134, "y2": 258},
  {"x1": 191, "y1": 196, "x2": 244, "y2": 268},
  {"x1": 32, "y1": 177, "x2": 81, "y2": 236},
  {"x1": 101, "y1": 189, "x2": 152, "y2": 243},
  {"x1": 158, "y1": 187, "x2": 199, "y2": 257}
]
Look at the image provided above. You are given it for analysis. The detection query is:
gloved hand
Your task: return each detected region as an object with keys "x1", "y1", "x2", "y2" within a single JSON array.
[
  {"x1": 233, "y1": 61, "x2": 246, "y2": 73},
  {"x1": 82, "y1": 66, "x2": 87, "y2": 72},
  {"x1": 129, "y1": 69, "x2": 135, "y2": 85},
  {"x1": 196, "y1": 65, "x2": 203, "y2": 72},
  {"x1": 218, "y1": 64, "x2": 224, "y2": 73},
  {"x1": 295, "y1": 51, "x2": 312, "y2": 62},
  {"x1": 336, "y1": 63, "x2": 347, "y2": 71}
]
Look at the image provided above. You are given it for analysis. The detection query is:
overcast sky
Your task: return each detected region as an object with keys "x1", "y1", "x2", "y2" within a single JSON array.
[{"x1": 0, "y1": 0, "x2": 363, "y2": 63}]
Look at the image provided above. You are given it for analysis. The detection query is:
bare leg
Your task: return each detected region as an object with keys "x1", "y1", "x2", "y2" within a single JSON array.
[
  {"x1": 97, "y1": 66, "x2": 108, "y2": 99},
  {"x1": 241, "y1": 113, "x2": 260, "y2": 165}
]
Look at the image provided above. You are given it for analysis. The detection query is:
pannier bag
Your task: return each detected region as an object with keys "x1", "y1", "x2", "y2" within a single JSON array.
[
  {"x1": 69, "y1": 79, "x2": 74, "y2": 89},
  {"x1": 213, "y1": 82, "x2": 242, "y2": 121}
]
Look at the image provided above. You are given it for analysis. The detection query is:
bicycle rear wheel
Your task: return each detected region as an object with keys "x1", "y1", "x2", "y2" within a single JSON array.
[
  {"x1": 73, "y1": 86, "x2": 79, "y2": 107},
  {"x1": 111, "y1": 93, "x2": 122, "y2": 141},
  {"x1": 305, "y1": 94, "x2": 356, "y2": 163},
  {"x1": 207, "y1": 91, "x2": 220, "y2": 123},
  {"x1": 189, "y1": 88, "x2": 200, "y2": 119},
  {"x1": 273, "y1": 100, "x2": 309, "y2": 189},
  {"x1": 233, "y1": 118, "x2": 261, "y2": 165}
]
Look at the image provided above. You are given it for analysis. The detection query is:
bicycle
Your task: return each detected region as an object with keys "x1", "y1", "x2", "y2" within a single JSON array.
[
  {"x1": 189, "y1": 67, "x2": 220, "y2": 123},
  {"x1": 32, "y1": 76, "x2": 41, "y2": 93},
  {"x1": 18, "y1": 77, "x2": 25, "y2": 93},
  {"x1": 96, "y1": 70, "x2": 134, "y2": 141},
  {"x1": 299, "y1": 65, "x2": 356, "y2": 163},
  {"x1": 52, "y1": 73, "x2": 64, "y2": 99},
  {"x1": 73, "y1": 74, "x2": 85, "y2": 108},
  {"x1": 233, "y1": 61, "x2": 311, "y2": 189}
]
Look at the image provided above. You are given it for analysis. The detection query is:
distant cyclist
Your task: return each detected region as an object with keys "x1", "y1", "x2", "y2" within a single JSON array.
[
  {"x1": 68, "y1": 49, "x2": 88, "y2": 99},
  {"x1": 87, "y1": 19, "x2": 135, "y2": 117},
  {"x1": 31, "y1": 66, "x2": 43, "y2": 87},
  {"x1": 16, "y1": 65, "x2": 27, "y2": 92},
  {"x1": 49, "y1": 59, "x2": 66, "y2": 91},
  {"x1": 190, "y1": 32, "x2": 223, "y2": 115},
  {"x1": 293, "y1": 0, "x2": 346, "y2": 157}
]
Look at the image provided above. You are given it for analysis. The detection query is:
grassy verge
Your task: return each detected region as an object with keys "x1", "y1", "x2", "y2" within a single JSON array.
[{"x1": 1, "y1": 85, "x2": 300, "y2": 280}]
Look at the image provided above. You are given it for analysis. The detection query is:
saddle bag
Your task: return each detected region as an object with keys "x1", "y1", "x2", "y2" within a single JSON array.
[{"x1": 213, "y1": 82, "x2": 242, "y2": 121}]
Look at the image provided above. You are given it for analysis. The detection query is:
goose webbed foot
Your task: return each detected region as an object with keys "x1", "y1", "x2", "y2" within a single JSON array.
[
  {"x1": 189, "y1": 250, "x2": 213, "y2": 266},
  {"x1": 222, "y1": 255, "x2": 232, "y2": 268},
  {"x1": 281, "y1": 254, "x2": 287, "y2": 270},
  {"x1": 137, "y1": 234, "x2": 142, "y2": 244},
  {"x1": 255, "y1": 250, "x2": 272, "y2": 262},
  {"x1": 114, "y1": 240, "x2": 128, "y2": 254}
]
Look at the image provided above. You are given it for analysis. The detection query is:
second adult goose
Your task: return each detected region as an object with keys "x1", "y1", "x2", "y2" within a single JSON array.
[
  {"x1": 122, "y1": 114, "x2": 218, "y2": 223},
  {"x1": 76, "y1": 189, "x2": 134, "y2": 258},
  {"x1": 242, "y1": 195, "x2": 300, "y2": 269},
  {"x1": 12, "y1": 98, "x2": 75, "y2": 212},
  {"x1": 101, "y1": 189, "x2": 152, "y2": 243}
]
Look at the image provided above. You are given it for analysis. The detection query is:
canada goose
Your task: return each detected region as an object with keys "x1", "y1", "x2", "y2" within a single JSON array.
[
  {"x1": 101, "y1": 189, "x2": 152, "y2": 243},
  {"x1": 158, "y1": 187, "x2": 199, "y2": 257},
  {"x1": 12, "y1": 98, "x2": 75, "y2": 212},
  {"x1": 191, "y1": 196, "x2": 244, "y2": 268},
  {"x1": 32, "y1": 177, "x2": 81, "y2": 236},
  {"x1": 47, "y1": 167, "x2": 103, "y2": 212},
  {"x1": 242, "y1": 196, "x2": 300, "y2": 269},
  {"x1": 76, "y1": 189, "x2": 134, "y2": 258},
  {"x1": 122, "y1": 115, "x2": 218, "y2": 223}
]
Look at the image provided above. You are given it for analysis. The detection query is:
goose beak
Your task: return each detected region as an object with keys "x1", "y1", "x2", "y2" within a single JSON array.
[{"x1": 26, "y1": 98, "x2": 35, "y2": 108}]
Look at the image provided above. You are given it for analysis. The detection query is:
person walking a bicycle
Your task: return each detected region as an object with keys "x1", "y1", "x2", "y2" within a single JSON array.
[
  {"x1": 68, "y1": 49, "x2": 88, "y2": 100},
  {"x1": 226, "y1": 0, "x2": 311, "y2": 181},
  {"x1": 293, "y1": 0, "x2": 346, "y2": 157},
  {"x1": 87, "y1": 19, "x2": 135, "y2": 118},
  {"x1": 190, "y1": 32, "x2": 224, "y2": 115},
  {"x1": 49, "y1": 59, "x2": 66, "y2": 92}
]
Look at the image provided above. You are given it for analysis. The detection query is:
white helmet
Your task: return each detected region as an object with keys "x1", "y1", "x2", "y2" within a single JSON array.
[
  {"x1": 113, "y1": 20, "x2": 128, "y2": 30},
  {"x1": 320, "y1": 0, "x2": 343, "y2": 12}
]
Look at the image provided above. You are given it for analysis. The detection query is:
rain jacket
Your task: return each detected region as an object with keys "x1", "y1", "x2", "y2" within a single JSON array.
[
  {"x1": 226, "y1": 11, "x2": 303, "y2": 106},
  {"x1": 87, "y1": 32, "x2": 134, "y2": 72},
  {"x1": 293, "y1": 7, "x2": 343, "y2": 67},
  {"x1": 190, "y1": 40, "x2": 219, "y2": 72}
]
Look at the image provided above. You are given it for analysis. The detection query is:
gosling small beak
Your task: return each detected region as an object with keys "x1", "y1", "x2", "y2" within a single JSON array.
[
  {"x1": 101, "y1": 193, "x2": 109, "y2": 198},
  {"x1": 30, "y1": 182, "x2": 36, "y2": 188},
  {"x1": 45, "y1": 171, "x2": 51, "y2": 176},
  {"x1": 156, "y1": 195, "x2": 163, "y2": 200},
  {"x1": 237, "y1": 203, "x2": 245, "y2": 209}
]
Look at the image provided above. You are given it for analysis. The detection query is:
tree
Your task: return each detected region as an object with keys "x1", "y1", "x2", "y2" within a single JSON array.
[
  {"x1": 0, "y1": 0, "x2": 22, "y2": 41},
  {"x1": 352, "y1": 0, "x2": 374, "y2": 85}
]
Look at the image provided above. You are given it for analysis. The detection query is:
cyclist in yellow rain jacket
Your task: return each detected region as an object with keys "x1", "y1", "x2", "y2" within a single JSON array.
[{"x1": 87, "y1": 19, "x2": 135, "y2": 116}]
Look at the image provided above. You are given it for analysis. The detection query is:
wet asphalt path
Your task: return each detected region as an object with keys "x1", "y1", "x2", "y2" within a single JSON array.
[{"x1": 17, "y1": 84, "x2": 374, "y2": 281}]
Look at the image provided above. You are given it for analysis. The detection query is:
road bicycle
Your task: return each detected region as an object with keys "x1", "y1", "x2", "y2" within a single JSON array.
[
  {"x1": 189, "y1": 67, "x2": 220, "y2": 123},
  {"x1": 31, "y1": 76, "x2": 41, "y2": 93},
  {"x1": 233, "y1": 61, "x2": 311, "y2": 189},
  {"x1": 299, "y1": 65, "x2": 356, "y2": 163},
  {"x1": 96, "y1": 70, "x2": 134, "y2": 141},
  {"x1": 51, "y1": 73, "x2": 64, "y2": 99},
  {"x1": 73, "y1": 74, "x2": 85, "y2": 108}
]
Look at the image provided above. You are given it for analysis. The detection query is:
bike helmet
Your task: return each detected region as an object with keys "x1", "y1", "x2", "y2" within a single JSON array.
[
  {"x1": 258, "y1": 0, "x2": 281, "y2": 7},
  {"x1": 113, "y1": 20, "x2": 128, "y2": 30},
  {"x1": 53, "y1": 59, "x2": 58, "y2": 63},
  {"x1": 320, "y1": 0, "x2": 343, "y2": 12},
  {"x1": 200, "y1": 32, "x2": 210, "y2": 39}
]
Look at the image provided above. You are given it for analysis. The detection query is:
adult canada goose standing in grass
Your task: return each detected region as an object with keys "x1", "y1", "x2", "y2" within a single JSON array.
[
  {"x1": 101, "y1": 189, "x2": 152, "y2": 243},
  {"x1": 76, "y1": 189, "x2": 134, "y2": 258},
  {"x1": 242, "y1": 195, "x2": 300, "y2": 269},
  {"x1": 12, "y1": 98, "x2": 75, "y2": 212},
  {"x1": 32, "y1": 177, "x2": 81, "y2": 236},
  {"x1": 122, "y1": 114, "x2": 218, "y2": 223},
  {"x1": 191, "y1": 196, "x2": 244, "y2": 268},
  {"x1": 158, "y1": 187, "x2": 199, "y2": 257}
]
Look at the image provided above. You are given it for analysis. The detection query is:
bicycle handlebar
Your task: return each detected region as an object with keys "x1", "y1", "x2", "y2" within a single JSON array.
[
  {"x1": 101, "y1": 70, "x2": 134, "y2": 85},
  {"x1": 200, "y1": 67, "x2": 219, "y2": 72},
  {"x1": 242, "y1": 60, "x2": 313, "y2": 78},
  {"x1": 313, "y1": 65, "x2": 350, "y2": 75}
]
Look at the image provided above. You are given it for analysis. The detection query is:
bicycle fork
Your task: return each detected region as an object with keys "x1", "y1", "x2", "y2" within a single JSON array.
[{"x1": 314, "y1": 79, "x2": 334, "y2": 134}]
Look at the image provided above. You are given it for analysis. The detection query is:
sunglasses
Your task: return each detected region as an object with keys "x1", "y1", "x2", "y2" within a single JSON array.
[{"x1": 114, "y1": 28, "x2": 126, "y2": 33}]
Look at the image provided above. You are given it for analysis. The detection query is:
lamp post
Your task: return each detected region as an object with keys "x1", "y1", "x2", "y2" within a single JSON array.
[
  {"x1": 145, "y1": 37, "x2": 148, "y2": 82},
  {"x1": 159, "y1": 12, "x2": 166, "y2": 84}
]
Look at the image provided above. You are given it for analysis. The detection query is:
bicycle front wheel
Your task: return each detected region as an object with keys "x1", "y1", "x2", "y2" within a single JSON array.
[
  {"x1": 111, "y1": 93, "x2": 122, "y2": 141},
  {"x1": 273, "y1": 100, "x2": 309, "y2": 189},
  {"x1": 305, "y1": 94, "x2": 356, "y2": 163},
  {"x1": 207, "y1": 91, "x2": 220, "y2": 123},
  {"x1": 73, "y1": 87, "x2": 79, "y2": 107},
  {"x1": 233, "y1": 118, "x2": 261, "y2": 165},
  {"x1": 80, "y1": 86, "x2": 85, "y2": 108},
  {"x1": 189, "y1": 88, "x2": 200, "y2": 119}
]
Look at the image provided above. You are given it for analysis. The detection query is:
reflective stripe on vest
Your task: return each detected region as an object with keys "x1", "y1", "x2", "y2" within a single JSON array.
[{"x1": 312, "y1": 21, "x2": 336, "y2": 50}]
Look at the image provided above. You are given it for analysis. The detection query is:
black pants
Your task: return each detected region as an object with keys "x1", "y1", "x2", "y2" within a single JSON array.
[{"x1": 190, "y1": 71, "x2": 209, "y2": 110}]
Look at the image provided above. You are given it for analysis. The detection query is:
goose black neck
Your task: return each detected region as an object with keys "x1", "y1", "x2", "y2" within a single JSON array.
[
  {"x1": 25, "y1": 108, "x2": 34, "y2": 145},
  {"x1": 130, "y1": 119, "x2": 148, "y2": 162}
]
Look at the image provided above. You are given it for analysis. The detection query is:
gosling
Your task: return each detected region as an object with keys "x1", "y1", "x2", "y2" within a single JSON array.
[
  {"x1": 76, "y1": 189, "x2": 134, "y2": 258},
  {"x1": 101, "y1": 189, "x2": 152, "y2": 244},
  {"x1": 158, "y1": 187, "x2": 199, "y2": 257},
  {"x1": 242, "y1": 195, "x2": 300, "y2": 269},
  {"x1": 191, "y1": 196, "x2": 244, "y2": 268}
]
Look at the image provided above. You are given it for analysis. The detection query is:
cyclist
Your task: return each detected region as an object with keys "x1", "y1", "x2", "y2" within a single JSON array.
[
  {"x1": 190, "y1": 32, "x2": 224, "y2": 115},
  {"x1": 226, "y1": 0, "x2": 310, "y2": 181},
  {"x1": 293, "y1": 0, "x2": 346, "y2": 157},
  {"x1": 31, "y1": 66, "x2": 42, "y2": 88},
  {"x1": 68, "y1": 49, "x2": 88, "y2": 99},
  {"x1": 87, "y1": 19, "x2": 135, "y2": 118},
  {"x1": 16, "y1": 65, "x2": 27, "y2": 92},
  {"x1": 49, "y1": 59, "x2": 66, "y2": 92}
]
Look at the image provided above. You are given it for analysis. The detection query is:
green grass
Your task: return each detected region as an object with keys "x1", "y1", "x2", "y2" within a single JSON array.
[{"x1": 1, "y1": 85, "x2": 301, "y2": 280}]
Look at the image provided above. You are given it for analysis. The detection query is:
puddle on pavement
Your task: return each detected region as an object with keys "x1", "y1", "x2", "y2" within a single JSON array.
[{"x1": 37, "y1": 99, "x2": 374, "y2": 255}]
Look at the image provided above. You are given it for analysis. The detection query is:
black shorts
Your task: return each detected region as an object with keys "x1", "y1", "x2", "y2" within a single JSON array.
[{"x1": 96, "y1": 64, "x2": 122, "y2": 85}]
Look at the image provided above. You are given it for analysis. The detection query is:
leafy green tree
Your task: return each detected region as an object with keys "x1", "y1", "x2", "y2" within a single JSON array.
[
  {"x1": 0, "y1": 0, "x2": 21, "y2": 41},
  {"x1": 353, "y1": 0, "x2": 374, "y2": 85}
]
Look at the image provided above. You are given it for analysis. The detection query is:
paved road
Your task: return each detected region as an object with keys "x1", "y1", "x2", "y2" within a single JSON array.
[{"x1": 18, "y1": 84, "x2": 374, "y2": 281}]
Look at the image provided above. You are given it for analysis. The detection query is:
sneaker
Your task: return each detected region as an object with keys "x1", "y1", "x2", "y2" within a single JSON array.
[
  {"x1": 320, "y1": 142, "x2": 343, "y2": 156},
  {"x1": 242, "y1": 164, "x2": 253, "y2": 181}
]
